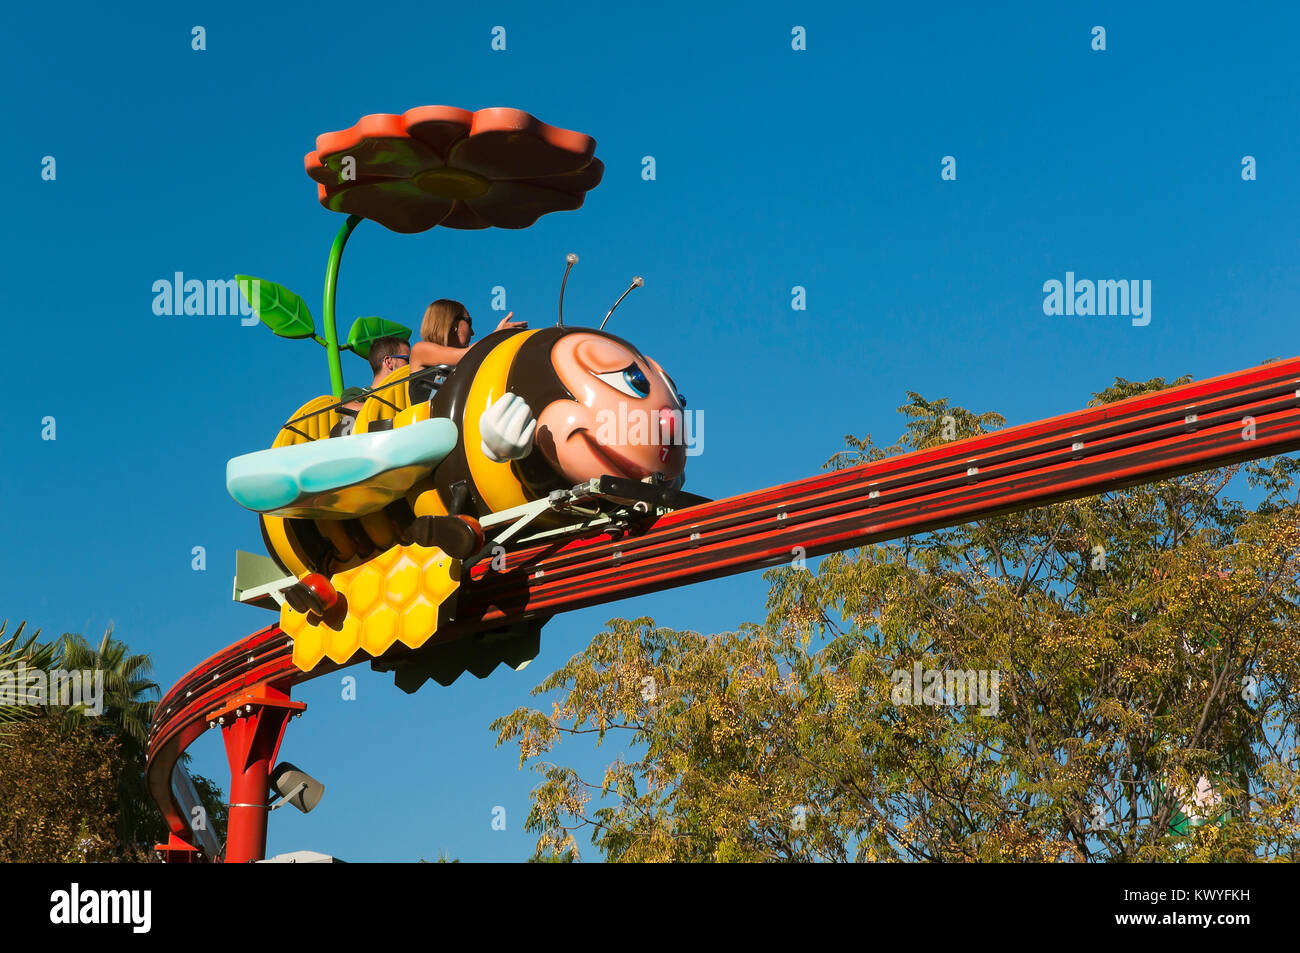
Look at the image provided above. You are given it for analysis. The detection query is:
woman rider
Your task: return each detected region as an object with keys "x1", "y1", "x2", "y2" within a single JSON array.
[{"x1": 408, "y1": 299, "x2": 525, "y2": 402}]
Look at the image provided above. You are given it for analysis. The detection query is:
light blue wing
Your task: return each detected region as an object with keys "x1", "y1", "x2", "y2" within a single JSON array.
[{"x1": 226, "y1": 417, "x2": 459, "y2": 518}]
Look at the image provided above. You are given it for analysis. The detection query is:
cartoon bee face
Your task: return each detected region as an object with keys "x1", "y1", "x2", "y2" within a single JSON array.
[
  {"x1": 531, "y1": 331, "x2": 687, "y2": 484},
  {"x1": 431, "y1": 327, "x2": 687, "y2": 519}
]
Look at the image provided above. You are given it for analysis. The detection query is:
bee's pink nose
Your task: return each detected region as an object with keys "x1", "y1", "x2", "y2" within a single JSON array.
[{"x1": 659, "y1": 407, "x2": 677, "y2": 444}]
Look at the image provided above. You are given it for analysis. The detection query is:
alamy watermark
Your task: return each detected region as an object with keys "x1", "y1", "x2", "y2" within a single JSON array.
[
  {"x1": 50, "y1": 883, "x2": 150, "y2": 933},
  {"x1": 891, "y1": 662, "x2": 1000, "y2": 716},
  {"x1": 152, "y1": 274, "x2": 259, "y2": 324},
  {"x1": 594, "y1": 403, "x2": 704, "y2": 457},
  {"x1": 0, "y1": 663, "x2": 104, "y2": 716},
  {"x1": 1042, "y1": 272, "x2": 1151, "y2": 327}
]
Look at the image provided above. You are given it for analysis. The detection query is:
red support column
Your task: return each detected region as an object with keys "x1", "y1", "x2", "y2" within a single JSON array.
[{"x1": 209, "y1": 683, "x2": 306, "y2": 864}]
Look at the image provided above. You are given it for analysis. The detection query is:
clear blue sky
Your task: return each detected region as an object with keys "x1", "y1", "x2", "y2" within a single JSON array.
[{"x1": 2, "y1": 1, "x2": 1297, "y2": 861}]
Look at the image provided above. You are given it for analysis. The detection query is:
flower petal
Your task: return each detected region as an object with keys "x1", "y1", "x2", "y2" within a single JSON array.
[
  {"x1": 321, "y1": 179, "x2": 455, "y2": 234},
  {"x1": 512, "y1": 157, "x2": 605, "y2": 198},
  {"x1": 403, "y1": 105, "x2": 475, "y2": 161},
  {"x1": 437, "y1": 201, "x2": 492, "y2": 230},
  {"x1": 306, "y1": 156, "x2": 403, "y2": 191},
  {"x1": 311, "y1": 113, "x2": 442, "y2": 181},
  {"x1": 448, "y1": 107, "x2": 597, "y2": 179},
  {"x1": 464, "y1": 179, "x2": 587, "y2": 229}
]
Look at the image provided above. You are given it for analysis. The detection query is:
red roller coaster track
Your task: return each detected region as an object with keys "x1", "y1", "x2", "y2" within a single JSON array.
[{"x1": 147, "y1": 355, "x2": 1300, "y2": 862}]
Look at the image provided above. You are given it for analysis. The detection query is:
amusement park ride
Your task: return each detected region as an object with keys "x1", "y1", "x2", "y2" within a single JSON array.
[{"x1": 145, "y1": 105, "x2": 1300, "y2": 862}]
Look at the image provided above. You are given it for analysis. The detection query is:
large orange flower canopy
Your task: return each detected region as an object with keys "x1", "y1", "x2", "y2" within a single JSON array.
[{"x1": 305, "y1": 106, "x2": 604, "y2": 233}]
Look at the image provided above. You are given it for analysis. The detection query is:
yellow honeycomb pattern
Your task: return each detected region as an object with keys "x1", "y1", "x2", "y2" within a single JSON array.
[{"x1": 280, "y1": 543, "x2": 461, "y2": 672}]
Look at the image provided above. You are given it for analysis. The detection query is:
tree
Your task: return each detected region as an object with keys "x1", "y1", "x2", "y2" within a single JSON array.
[
  {"x1": 58, "y1": 628, "x2": 158, "y2": 753},
  {"x1": 0, "y1": 713, "x2": 123, "y2": 862},
  {"x1": 0, "y1": 622, "x2": 229, "y2": 860},
  {"x1": 53, "y1": 627, "x2": 165, "y2": 858},
  {"x1": 494, "y1": 377, "x2": 1300, "y2": 861},
  {"x1": 0, "y1": 622, "x2": 124, "y2": 861},
  {"x1": 0, "y1": 620, "x2": 58, "y2": 740}
]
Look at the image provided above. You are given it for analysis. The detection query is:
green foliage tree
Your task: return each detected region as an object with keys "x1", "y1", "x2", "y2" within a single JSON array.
[
  {"x1": 0, "y1": 713, "x2": 123, "y2": 862},
  {"x1": 495, "y1": 377, "x2": 1300, "y2": 861},
  {"x1": 0, "y1": 621, "x2": 58, "y2": 739},
  {"x1": 55, "y1": 628, "x2": 162, "y2": 855},
  {"x1": 58, "y1": 629, "x2": 158, "y2": 750},
  {"x1": 0, "y1": 622, "x2": 229, "y2": 860}
]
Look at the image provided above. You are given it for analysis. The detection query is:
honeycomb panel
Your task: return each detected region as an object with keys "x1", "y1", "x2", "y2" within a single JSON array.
[
  {"x1": 280, "y1": 542, "x2": 461, "y2": 671},
  {"x1": 360, "y1": 605, "x2": 400, "y2": 657}
]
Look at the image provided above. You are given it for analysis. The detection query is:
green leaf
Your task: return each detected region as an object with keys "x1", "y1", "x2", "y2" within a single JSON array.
[
  {"x1": 345, "y1": 316, "x2": 413, "y2": 359},
  {"x1": 235, "y1": 276, "x2": 316, "y2": 339}
]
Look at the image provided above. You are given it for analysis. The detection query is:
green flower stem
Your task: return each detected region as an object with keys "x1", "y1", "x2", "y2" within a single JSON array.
[{"x1": 322, "y1": 214, "x2": 363, "y2": 398}]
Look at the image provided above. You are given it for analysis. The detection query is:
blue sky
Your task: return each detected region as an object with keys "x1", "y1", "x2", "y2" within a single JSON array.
[{"x1": 2, "y1": 2, "x2": 1297, "y2": 861}]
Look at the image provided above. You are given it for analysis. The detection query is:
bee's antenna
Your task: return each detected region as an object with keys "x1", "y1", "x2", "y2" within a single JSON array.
[
  {"x1": 600, "y1": 276, "x2": 644, "y2": 331},
  {"x1": 557, "y1": 253, "x2": 578, "y2": 327}
]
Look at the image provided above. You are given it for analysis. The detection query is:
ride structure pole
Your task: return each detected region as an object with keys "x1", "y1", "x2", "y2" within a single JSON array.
[
  {"x1": 321, "y1": 214, "x2": 363, "y2": 399},
  {"x1": 210, "y1": 683, "x2": 305, "y2": 863}
]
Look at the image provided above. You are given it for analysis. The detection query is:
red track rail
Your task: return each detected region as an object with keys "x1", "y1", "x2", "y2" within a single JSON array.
[{"x1": 147, "y1": 355, "x2": 1300, "y2": 854}]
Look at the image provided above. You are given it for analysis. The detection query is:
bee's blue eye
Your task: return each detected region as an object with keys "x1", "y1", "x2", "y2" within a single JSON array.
[
  {"x1": 596, "y1": 364, "x2": 651, "y2": 399},
  {"x1": 677, "y1": 392, "x2": 687, "y2": 408},
  {"x1": 624, "y1": 365, "x2": 650, "y2": 396}
]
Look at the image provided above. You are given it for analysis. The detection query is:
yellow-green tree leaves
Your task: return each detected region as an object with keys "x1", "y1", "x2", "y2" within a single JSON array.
[{"x1": 496, "y1": 377, "x2": 1300, "y2": 861}]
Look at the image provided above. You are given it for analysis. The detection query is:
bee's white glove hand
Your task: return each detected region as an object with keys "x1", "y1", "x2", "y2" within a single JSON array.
[{"x1": 479, "y1": 393, "x2": 536, "y2": 463}]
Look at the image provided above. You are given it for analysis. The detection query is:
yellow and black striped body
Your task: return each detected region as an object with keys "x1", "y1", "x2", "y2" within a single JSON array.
[
  {"x1": 429, "y1": 326, "x2": 650, "y2": 522},
  {"x1": 260, "y1": 326, "x2": 655, "y2": 576},
  {"x1": 258, "y1": 382, "x2": 439, "y2": 579}
]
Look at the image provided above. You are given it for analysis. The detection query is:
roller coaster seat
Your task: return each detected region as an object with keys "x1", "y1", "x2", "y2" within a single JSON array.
[
  {"x1": 273, "y1": 396, "x2": 342, "y2": 447},
  {"x1": 355, "y1": 365, "x2": 411, "y2": 434},
  {"x1": 407, "y1": 364, "x2": 453, "y2": 407}
]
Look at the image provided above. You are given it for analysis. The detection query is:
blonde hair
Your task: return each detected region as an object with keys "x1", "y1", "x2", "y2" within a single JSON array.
[{"x1": 421, "y1": 299, "x2": 469, "y2": 347}]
